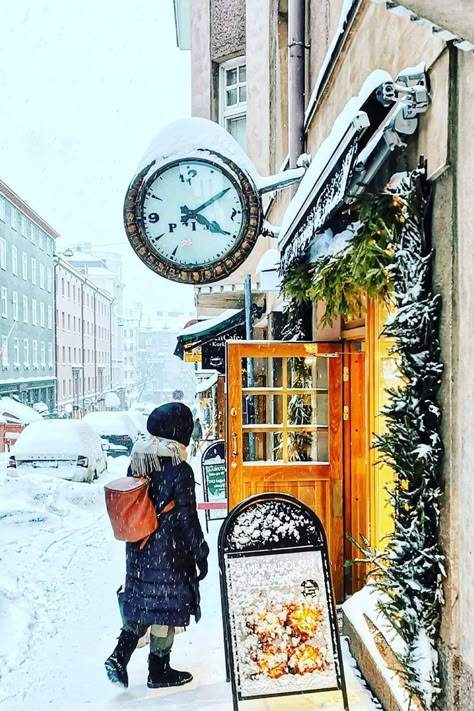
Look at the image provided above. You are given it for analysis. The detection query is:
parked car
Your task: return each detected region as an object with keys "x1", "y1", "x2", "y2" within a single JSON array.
[
  {"x1": 7, "y1": 420, "x2": 107, "y2": 483},
  {"x1": 114, "y1": 409, "x2": 148, "y2": 436},
  {"x1": 82, "y1": 412, "x2": 138, "y2": 455}
]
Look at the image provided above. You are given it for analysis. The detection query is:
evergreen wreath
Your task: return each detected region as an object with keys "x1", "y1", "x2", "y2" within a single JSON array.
[{"x1": 281, "y1": 171, "x2": 444, "y2": 708}]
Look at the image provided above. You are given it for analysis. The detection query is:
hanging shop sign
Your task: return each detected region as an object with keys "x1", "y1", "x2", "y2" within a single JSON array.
[
  {"x1": 124, "y1": 118, "x2": 305, "y2": 285},
  {"x1": 201, "y1": 325, "x2": 246, "y2": 373},
  {"x1": 201, "y1": 440, "x2": 227, "y2": 532},
  {"x1": 218, "y1": 493, "x2": 349, "y2": 711},
  {"x1": 184, "y1": 347, "x2": 202, "y2": 363}
]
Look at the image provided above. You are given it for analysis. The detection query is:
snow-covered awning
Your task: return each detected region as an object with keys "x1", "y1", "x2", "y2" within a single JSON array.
[
  {"x1": 174, "y1": 309, "x2": 245, "y2": 359},
  {"x1": 195, "y1": 372, "x2": 219, "y2": 394},
  {"x1": 278, "y1": 64, "x2": 429, "y2": 274}
]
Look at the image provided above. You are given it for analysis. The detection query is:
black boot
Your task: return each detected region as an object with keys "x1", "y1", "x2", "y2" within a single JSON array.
[
  {"x1": 147, "y1": 652, "x2": 193, "y2": 688},
  {"x1": 104, "y1": 629, "x2": 140, "y2": 688}
]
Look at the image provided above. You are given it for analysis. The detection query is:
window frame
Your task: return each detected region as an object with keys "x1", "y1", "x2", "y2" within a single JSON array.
[{"x1": 219, "y1": 56, "x2": 247, "y2": 148}]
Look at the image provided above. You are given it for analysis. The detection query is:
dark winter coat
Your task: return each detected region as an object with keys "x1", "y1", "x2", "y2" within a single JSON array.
[
  {"x1": 122, "y1": 458, "x2": 209, "y2": 627},
  {"x1": 192, "y1": 420, "x2": 203, "y2": 441}
]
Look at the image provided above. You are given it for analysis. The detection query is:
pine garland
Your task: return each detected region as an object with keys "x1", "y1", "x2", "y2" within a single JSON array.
[
  {"x1": 281, "y1": 193, "x2": 405, "y2": 326},
  {"x1": 281, "y1": 172, "x2": 444, "y2": 707},
  {"x1": 355, "y1": 175, "x2": 444, "y2": 708}
]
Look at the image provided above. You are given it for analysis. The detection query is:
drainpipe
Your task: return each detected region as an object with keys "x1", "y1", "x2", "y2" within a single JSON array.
[{"x1": 288, "y1": 0, "x2": 305, "y2": 175}]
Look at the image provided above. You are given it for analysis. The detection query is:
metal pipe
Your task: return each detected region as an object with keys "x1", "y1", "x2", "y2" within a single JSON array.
[
  {"x1": 244, "y1": 274, "x2": 255, "y2": 461},
  {"x1": 288, "y1": 0, "x2": 305, "y2": 171}
]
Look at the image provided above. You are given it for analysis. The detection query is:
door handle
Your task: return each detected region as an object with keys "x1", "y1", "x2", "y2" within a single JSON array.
[{"x1": 232, "y1": 432, "x2": 238, "y2": 457}]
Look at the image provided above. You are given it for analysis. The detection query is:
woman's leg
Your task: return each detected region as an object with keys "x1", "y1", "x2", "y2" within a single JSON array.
[{"x1": 147, "y1": 626, "x2": 192, "y2": 688}]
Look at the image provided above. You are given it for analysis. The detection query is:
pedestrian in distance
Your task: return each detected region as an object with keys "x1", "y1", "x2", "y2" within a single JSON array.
[
  {"x1": 190, "y1": 416, "x2": 203, "y2": 457},
  {"x1": 104, "y1": 402, "x2": 209, "y2": 690}
]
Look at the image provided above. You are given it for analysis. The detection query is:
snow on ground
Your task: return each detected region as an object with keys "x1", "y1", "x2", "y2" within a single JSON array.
[{"x1": 0, "y1": 450, "x2": 380, "y2": 711}]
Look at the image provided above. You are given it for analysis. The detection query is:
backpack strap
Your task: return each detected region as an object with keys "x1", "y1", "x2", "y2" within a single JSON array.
[{"x1": 138, "y1": 500, "x2": 175, "y2": 550}]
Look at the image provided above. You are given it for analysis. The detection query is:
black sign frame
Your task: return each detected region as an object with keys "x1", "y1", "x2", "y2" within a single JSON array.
[
  {"x1": 218, "y1": 493, "x2": 349, "y2": 711},
  {"x1": 201, "y1": 440, "x2": 227, "y2": 532}
]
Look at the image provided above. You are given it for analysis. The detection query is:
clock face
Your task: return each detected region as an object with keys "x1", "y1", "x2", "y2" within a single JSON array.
[
  {"x1": 140, "y1": 159, "x2": 244, "y2": 267},
  {"x1": 125, "y1": 152, "x2": 262, "y2": 284}
]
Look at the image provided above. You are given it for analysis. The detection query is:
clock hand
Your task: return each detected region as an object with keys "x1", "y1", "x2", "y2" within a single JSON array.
[
  {"x1": 194, "y1": 213, "x2": 230, "y2": 235},
  {"x1": 180, "y1": 187, "x2": 231, "y2": 223}
]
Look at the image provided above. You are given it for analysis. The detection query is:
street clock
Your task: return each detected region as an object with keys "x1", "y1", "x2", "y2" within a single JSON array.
[{"x1": 124, "y1": 118, "x2": 305, "y2": 285}]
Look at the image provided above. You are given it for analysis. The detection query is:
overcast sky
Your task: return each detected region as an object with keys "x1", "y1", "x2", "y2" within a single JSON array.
[{"x1": 0, "y1": 0, "x2": 195, "y2": 315}]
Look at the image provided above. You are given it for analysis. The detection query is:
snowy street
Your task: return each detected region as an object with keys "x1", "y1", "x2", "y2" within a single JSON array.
[{"x1": 0, "y1": 453, "x2": 380, "y2": 711}]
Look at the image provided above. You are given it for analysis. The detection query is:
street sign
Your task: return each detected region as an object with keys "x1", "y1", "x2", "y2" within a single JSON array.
[
  {"x1": 172, "y1": 389, "x2": 184, "y2": 402},
  {"x1": 84, "y1": 398, "x2": 91, "y2": 406},
  {"x1": 201, "y1": 441, "x2": 227, "y2": 531},
  {"x1": 218, "y1": 493, "x2": 349, "y2": 711}
]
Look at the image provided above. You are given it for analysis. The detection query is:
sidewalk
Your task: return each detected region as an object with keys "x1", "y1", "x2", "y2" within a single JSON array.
[{"x1": 0, "y1": 453, "x2": 381, "y2": 711}]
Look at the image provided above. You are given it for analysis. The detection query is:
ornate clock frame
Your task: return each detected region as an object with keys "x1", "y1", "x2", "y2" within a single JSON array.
[{"x1": 124, "y1": 149, "x2": 263, "y2": 285}]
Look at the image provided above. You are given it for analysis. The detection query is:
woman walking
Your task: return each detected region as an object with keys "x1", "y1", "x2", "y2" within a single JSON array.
[{"x1": 105, "y1": 402, "x2": 209, "y2": 689}]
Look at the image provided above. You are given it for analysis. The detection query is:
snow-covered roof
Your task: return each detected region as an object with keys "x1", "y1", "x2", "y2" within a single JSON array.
[
  {"x1": 82, "y1": 411, "x2": 138, "y2": 438},
  {"x1": 12, "y1": 419, "x2": 103, "y2": 458},
  {"x1": 0, "y1": 397, "x2": 43, "y2": 425},
  {"x1": 177, "y1": 309, "x2": 241, "y2": 338},
  {"x1": 305, "y1": 0, "x2": 358, "y2": 125}
]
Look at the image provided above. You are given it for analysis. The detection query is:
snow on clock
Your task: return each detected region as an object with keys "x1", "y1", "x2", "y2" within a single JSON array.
[{"x1": 124, "y1": 118, "x2": 305, "y2": 285}]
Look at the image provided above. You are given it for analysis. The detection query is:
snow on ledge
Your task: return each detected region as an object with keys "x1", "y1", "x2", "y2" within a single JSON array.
[{"x1": 343, "y1": 585, "x2": 411, "y2": 710}]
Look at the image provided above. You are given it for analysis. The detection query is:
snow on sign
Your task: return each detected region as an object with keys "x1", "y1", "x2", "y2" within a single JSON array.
[{"x1": 218, "y1": 493, "x2": 349, "y2": 711}]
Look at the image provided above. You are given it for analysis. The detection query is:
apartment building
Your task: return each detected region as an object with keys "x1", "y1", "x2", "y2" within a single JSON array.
[
  {"x1": 0, "y1": 180, "x2": 57, "y2": 412},
  {"x1": 55, "y1": 256, "x2": 113, "y2": 415}
]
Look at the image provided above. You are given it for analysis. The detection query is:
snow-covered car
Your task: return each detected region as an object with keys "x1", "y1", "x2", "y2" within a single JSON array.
[
  {"x1": 113, "y1": 409, "x2": 148, "y2": 436},
  {"x1": 7, "y1": 420, "x2": 107, "y2": 483},
  {"x1": 82, "y1": 412, "x2": 138, "y2": 455}
]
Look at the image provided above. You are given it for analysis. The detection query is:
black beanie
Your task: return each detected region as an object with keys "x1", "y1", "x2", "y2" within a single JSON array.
[{"x1": 146, "y1": 402, "x2": 194, "y2": 446}]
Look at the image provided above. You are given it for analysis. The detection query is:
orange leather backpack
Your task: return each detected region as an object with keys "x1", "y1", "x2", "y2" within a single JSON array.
[{"x1": 104, "y1": 476, "x2": 174, "y2": 549}]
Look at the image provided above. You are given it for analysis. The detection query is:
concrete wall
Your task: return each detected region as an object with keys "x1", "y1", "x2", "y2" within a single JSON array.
[
  {"x1": 452, "y1": 47, "x2": 474, "y2": 708},
  {"x1": 210, "y1": 0, "x2": 245, "y2": 61}
]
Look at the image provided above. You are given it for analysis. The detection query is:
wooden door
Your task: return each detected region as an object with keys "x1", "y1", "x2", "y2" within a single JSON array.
[
  {"x1": 343, "y1": 341, "x2": 369, "y2": 594},
  {"x1": 226, "y1": 340, "x2": 344, "y2": 600}
]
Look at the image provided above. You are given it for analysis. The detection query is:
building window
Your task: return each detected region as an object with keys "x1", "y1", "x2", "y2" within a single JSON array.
[
  {"x1": 21, "y1": 215, "x2": 27, "y2": 237},
  {"x1": 1, "y1": 335, "x2": 8, "y2": 366},
  {"x1": 39, "y1": 231, "x2": 45, "y2": 251},
  {"x1": 62, "y1": 277, "x2": 65, "y2": 296},
  {"x1": 1, "y1": 287, "x2": 7, "y2": 318},
  {"x1": 67, "y1": 281, "x2": 70, "y2": 298},
  {"x1": 23, "y1": 295, "x2": 29, "y2": 323},
  {"x1": 39, "y1": 263, "x2": 45, "y2": 289},
  {"x1": 23, "y1": 338, "x2": 29, "y2": 366},
  {"x1": 48, "y1": 342, "x2": 53, "y2": 366},
  {"x1": 31, "y1": 224, "x2": 37, "y2": 244},
  {"x1": 13, "y1": 338, "x2": 19, "y2": 365},
  {"x1": 40, "y1": 301, "x2": 45, "y2": 327},
  {"x1": 68, "y1": 314, "x2": 71, "y2": 330},
  {"x1": 11, "y1": 245, "x2": 18, "y2": 275},
  {"x1": 46, "y1": 238, "x2": 52, "y2": 256},
  {"x1": 62, "y1": 346, "x2": 65, "y2": 363},
  {"x1": 32, "y1": 340, "x2": 38, "y2": 367},
  {"x1": 0, "y1": 197, "x2": 5, "y2": 222},
  {"x1": 219, "y1": 58, "x2": 247, "y2": 149},
  {"x1": 41, "y1": 341, "x2": 46, "y2": 367},
  {"x1": 47, "y1": 305, "x2": 53, "y2": 329},
  {"x1": 12, "y1": 291, "x2": 18, "y2": 321},
  {"x1": 62, "y1": 312, "x2": 65, "y2": 329},
  {"x1": 11, "y1": 208, "x2": 18, "y2": 231},
  {"x1": 31, "y1": 257, "x2": 37, "y2": 284},
  {"x1": 0, "y1": 238, "x2": 6, "y2": 270},
  {"x1": 31, "y1": 298, "x2": 37, "y2": 325},
  {"x1": 47, "y1": 268, "x2": 52, "y2": 292},
  {"x1": 22, "y1": 253, "x2": 28, "y2": 280}
]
